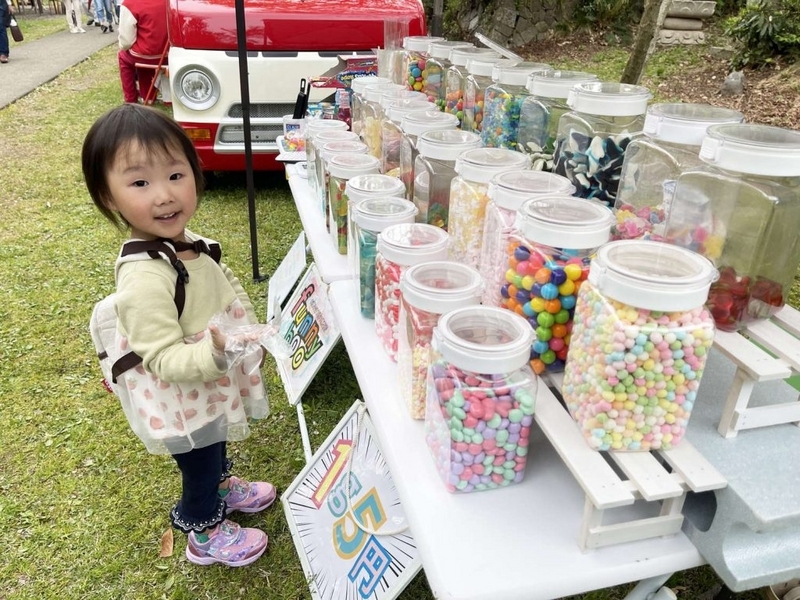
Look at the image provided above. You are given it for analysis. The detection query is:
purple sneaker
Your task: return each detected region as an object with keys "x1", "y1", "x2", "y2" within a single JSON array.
[
  {"x1": 223, "y1": 476, "x2": 277, "y2": 514},
  {"x1": 186, "y1": 520, "x2": 267, "y2": 567}
]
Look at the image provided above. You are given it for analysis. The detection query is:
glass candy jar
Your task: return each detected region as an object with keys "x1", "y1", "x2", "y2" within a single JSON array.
[
  {"x1": 663, "y1": 124, "x2": 800, "y2": 331},
  {"x1": 462, "y1": 57, "x2": 515, "y2": 134},
  {"x1": 425, "y1": 306, "x2": 537, "y2": 493},
  {"x1": 305, "y1": 120, "x2": 350, "y2": 199},
  {"x1": 553, "y1": 82, "x2": 652, "y2": 207},
  {"x1": 350, "y1": 75, "x2": 391, "y2": 140},
  {"x1": 402, "y1": 35, "x2": 445, "y2": 94},
  {"x1": 562, "y1": 241, "x2": 717, "y2": 451},
  {"x1": 327, "y1": 153, "x2": 382, "y2": 254},
  {"x1": 399, "y1": 110, "x2": 459, "y2": 201},
  {"x1": 381, "y1": 99, "x2": 437, "y2": 177},
  {"x1": 424, "y1": 40, "x2": 474, "y2": 110}
]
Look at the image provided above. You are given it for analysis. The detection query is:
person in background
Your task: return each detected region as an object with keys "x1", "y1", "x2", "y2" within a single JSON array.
[
  {"x1": 118, "y1": 0, "x2": 168, "y2": 103},
  {"x1": 0, "y1": 0, "x2": 12, "y2": 63},
  {"x1": 94, "y1": 0, "x2": 114, "y2": 32},
  {"x1": 64, "y1": 0, "x2": 86, "y2": 33}
]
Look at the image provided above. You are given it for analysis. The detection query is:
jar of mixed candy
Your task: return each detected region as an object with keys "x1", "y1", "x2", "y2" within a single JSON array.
[
  {"x1": 402, "y1": 35, "x2": 445, "y2": 94},
  {"x1": 443, "y1": 47, "x2": 500, "y2": 127},
  {"x1": 352, "y1": 198, "x2": 419, "y2": 319},
  {"x1": 423, "y1": 40, "x2": 474, "y2": 109},
  {"x1": 462, "y1": 57, "x2": 515, "y2": 134},
  {"x1": 350, "y1": 76, "x2": 391, "y2": 140},
  {"x1": 663, "y1": 123, "x2": 800, "y2": 332},
  {"x1": 316, "y1": 136, "x2": 365, "y2": 218},
  {"x1": 327, "y1": 153, "x2": 381, "y2": 254},
  {"x1": 614, "y1": 103, "x2": 744, "y2": 241},
  {"x1": 448, "y1": 147, "x2": 531, "y2": 269},
  {"x1": 425, "y1": 306, "x2": 537, "y2": 493},
  {"x1": 304, "y1": 120, "x2": 350, "y2": 200},
  {"x1": 479, "y1": 170, "x2": 575, "y2": 308},
  {"x1": 399, "y1": 110, "x2": 459, "y2": 201},
  {"x1": 362, "y1": 82, "x2": 406, "y2": 159},
  {"x1": 398, "y1": 261, "x2": 483, "y2": 419},
  {"x1": 381, "y1": 99, "x2": 437, "y2": 177},
  {"x1": 553, "y1": 82, "x2": 652, "y2": 207},
  {"x1": 562, "y1": 240, "x2": 717, "y2": 451}
]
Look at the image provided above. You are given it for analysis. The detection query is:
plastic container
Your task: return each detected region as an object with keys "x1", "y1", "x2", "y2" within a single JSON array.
[
  {"x1": 352, "y1": 198, "x2": 419, "y2": 319},
  {"x1": 351, "y1": 76, "x2": 392, "y2": 139},
  {"x1": 327, "y1": 153, "x2": 382, "y2": 254},
  {"x1": 614, "y1": 103, "x2": 744, "y2": 241},
  {"x1": 381, "y1": 99, "x2": 437, "y2": 177},
  {"x1": 553, "y1": 82, "x2": 652, "y2": 207},
  {"x1": 304, "y1": 120, "x2": 351, "y2": 199},
  {"x1": 444, "y1": 47, "x2": 500, "y2": 127},
  {"x1": 462, "y1": 57, "x2": 515, "y2": 134},
  {"x1": 413, "y1": 129, "x2": 482, "y2": 228},
  {"x1": 663, "y1": 123, "x2": 800, "y2": 332},
  {"x1": 562, "y1": 240, "x2": 717, "y2": 451},
  {"x1": 504, "y1": 196, "x2": 614, "y2": 374},
  {"x1": 398, "y1": 110, "x2": 460, "y2": 201},
  {"x1": 362, "y1": 82, "x2": 406, "y2": 159},
  {"x1": 402, "y1": 35, "x2": 445, "y2": 94},
  {"x1": 425, "y1": 306, "x2": 537, "y2": 493},
  {"x1": 479, "y1": 170, "x2": 576, "y2": 308},
  {"x1": 448, "y1": 147, "x2": 531, "y2": 270},
  {"x1": 319, "y1": 139, "x2": 368, "y2": 216},
  {"x1": 481, "y1": 61, "x2": 552, "y2": 150},
  {"x1": 398, "y1": 261, "x2": 483, "y2": 419},
  {"x1": 423, "y1": 40, "x2": 474, "y2": 110}
]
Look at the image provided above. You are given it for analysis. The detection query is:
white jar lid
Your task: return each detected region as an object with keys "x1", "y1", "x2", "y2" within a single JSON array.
[
  {"x1": 400, "y1": 261, "x2": 483, "y2": 313},
  {"x1": 387, "y1": 99, "x2": 438, "y2": 122},
  {"x1": 450, "y1": 47, "x2": 499, "y2": 67},
  {"x1": 345, "y1": 174, "x2": 407, "y2": 204},
  {"x1": 320, "y1": 140, "x2": 369, "y2": 161},
  {"x1": 492, "y1": 61, "x2": 552, "y2": 86},
  {"x1": 454, "y1": 148, "x2": 531, "y2": 184},
  {"x1": 381, "y1": 90, "x2": 429, "y2": 110},
  {"x1": 488, "y1": 170, "x2": 575, "y2": 211},
  {"x1": 517, "y1": 195, "x2": 614, "y2": 250},
  {"x1": 376, "y1": 223, "x2": 449, "y2": 266},
  {"x1": 526, "y1": 70, "x2": 598, "y2": 99},
  {"x1": 351, "y1": 76, "x2": 391, "y2": 95},
  {"x1": 365, "y1": 83, "x2": 405, "y2": 103},
  {"x1": 644, "y1": 103, "x2": 744, "y2": 146},
  {"x1": 429, "y1": 40, "x2": 474, "y2": 60},
  {"x1": 589, "y1": 240, "x2": 717, "y2": 312},
  {"x1": 306, "y1": 119, "x2": 349, "y2": 138},
  {"x1": 403, "y1": 35, "x2": 445, "y2": 53},
  {"x1": 401, "y1": 110, "x2": 459, "y2": 136},
  {"x1": 327, "y1": 153, "x2": 381, "y2": 179},
  {"x1": 466, "y1": 56, "x2": 513, "y2": 77},
  {"x1": 434, "y1": 306, "x2": 534, "y2": 374},
  {"x1": 567, "y1": 81, "x2": 652, "y2": 117},
  {"x1": 699, "y1": 123, "x2": 800, "y2": 177},
  {"x1": 313, "y1": 129, "x2": 358, "y2": 145},
  {"x1": 352, "y1": 197, "x2": 418, "y2": 232},
  {"x1": 417, "y1": 129, "x2": 482, "y2": 161}
]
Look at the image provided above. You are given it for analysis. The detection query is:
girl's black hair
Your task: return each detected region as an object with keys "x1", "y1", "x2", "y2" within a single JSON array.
[{"x1": 82, "y1": 104, "x2": 205, "y2": 229}]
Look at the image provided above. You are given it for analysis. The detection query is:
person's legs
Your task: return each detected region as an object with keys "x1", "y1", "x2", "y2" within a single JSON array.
[
  {"x1": 170, "y1": 442, "x2": 227, "y2": 535},
  {"x1": 0, "y1": 3, "x2": 9, "y2": 62},
  {"x1": 135, "y1": 58, "x2": 160, "y2": 104},
  {"x1": 118, "y1": 49, "x2": 140, "y2": 103},
  {"x1": 64, "y1": 0, "x2": 84, "y2": 32}
]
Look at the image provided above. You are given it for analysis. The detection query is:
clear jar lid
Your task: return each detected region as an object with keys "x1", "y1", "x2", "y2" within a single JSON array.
[
  {"x1": 305, "y1": 119, "x2": 349, "y2": 139},
  {"x1": 345, "y1": 174, "x2": 407, "y2": 204},
  {"x1": 313, "y1": 129, "x2": 358, "y2": 145},
  {"x1": 400, "y1": 261, "x2": 483, "y2": 314},
  {"x1": 403, "y1": 35, "x2": 445, "y2": 53},
  {"x1": 429, "y1": 40, "x2": 474, "y2": 60},
  {"x1": 588, "y1": 240, "x2": 717, "y2": 312},
  {"x1": 567, "y1": 81, "x2": 652, "y2": 117},
  {"x1": 492, "y1": 61, "x2": 551, "y2": 86},
  {"x1": 450, "y1": 47, "x2": 499, "y2": 67},
  {"x1": 401, "y1": 110, "x2": 459, "y2": 136},
  {"x1": 320, "y1": 140, "x2": 369, "y2": 161},
  {"x1": 417, "y1": 129, "x2": 482, "y2": 161},
  {"x1": 489, "y1": 170, "x2": 575, "y2": 211},
  {"x1": 387, "y1": 99, "x2": 438, "y2": 122},
  {"x1": 365, "y1": 82, "x2": 405, "y2": 103},
  {"x1": 454, "y1": 148, "x2": 531, "y2": 184},
  {"x1": 517, "y1": 195, "x2": 614, "y2": 249},
  {"x1": 376, "y1": 223, "x2": 449, "y2": 266},
  {"x1": 327, "y1": 153, "x2": 381, "y2": 179},
  {"x1": 380, "y1": 90, "x2": 429, "y2": 110},
  {"x1": 434, "y1": 306, "x2": 534, "y2": 374},
  {"x1": 699, "y1": 123, "x2": 800, "y2": 177},
  {"x1": 466, "y1": 56, "x2": 513, "y2": 77},
  {"x1": 526, "y1": 70, "x2": 598, "y2": 99},
  {"x1": 643, "y1": 103, "x2": 744, "y2": 146},
  {"x1": 351, "y1": 75, "x2": 391, "y2": 95},
  {"x1": 352, "y1": 197, "x2": 418, "y2": 232}
]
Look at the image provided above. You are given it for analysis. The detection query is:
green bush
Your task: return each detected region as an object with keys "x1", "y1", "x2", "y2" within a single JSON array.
[
  {"x1": 725, "y1": 0, "x2": 800, "y2": 68},
  {"x1": 569, "y1": 0, "x2": 644, "y2": 43}
]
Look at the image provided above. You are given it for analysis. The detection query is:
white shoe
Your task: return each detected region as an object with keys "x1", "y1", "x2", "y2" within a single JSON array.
[
  {"x1": 78, "y1": 27, "x2": 87, "y2": 33},
  {"x1": 69, "y1": 27, "x2": 79, "y2": 33}
]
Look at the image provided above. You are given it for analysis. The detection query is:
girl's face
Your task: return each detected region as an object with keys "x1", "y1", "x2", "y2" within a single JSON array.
[{"x1": 105, "y1": 141, "x2": 197, "y2": 241}]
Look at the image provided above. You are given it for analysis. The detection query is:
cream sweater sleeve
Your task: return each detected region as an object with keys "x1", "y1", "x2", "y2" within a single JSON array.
[{"x1": 118, "y1": 5, "x2": 137, "y2": 50}]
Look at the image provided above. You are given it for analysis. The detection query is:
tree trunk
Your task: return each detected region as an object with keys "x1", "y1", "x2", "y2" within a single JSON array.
[
  {"x1": 620, "y1": 0, "x2": 669, "y2": 84},
  {"x1": 431, "y1": 0, "x2": 444, "y2": 36}
]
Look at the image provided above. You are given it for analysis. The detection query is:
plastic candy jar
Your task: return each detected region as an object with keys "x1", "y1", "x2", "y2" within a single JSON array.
[
  {"x1": 614, "y1": 103, "x2": 744, "y2": 242},
  {"x1": 517, "y1": 70, "x2": 598, "y2": 169},
  {"x1": 362, "y1": 82, "x2": 406, "y2": 159},
  {"x1": 663, "y1": 123, "x2": 800, "y2": 332},
  {"x1": 350, "y1": 76, "x2": 391, "y2": 140},
  {"x1": 381, "y1": 99, "x2": 437, "y2": 177},
  {"x1": 319, "y1": 139, "x2": 369, "y2": 222},
  {"x1": 448, "y1": 147, "x2": 531, "y2": 269},
  {"x1": 504, "y1": 196, "x2": 614, "y2": 374},
  {"x1": 481, "y1": 61, "x2": 552, "y2": 150},
  {"x1": 398, "y1": 261, "x2": 483, "y2": 419},
  {"x1": 327, "y1": 153, "x2": 381, "y2": 255},
  {"x1": 479, "y1": 170, "x2": 575, "y2": 308},
  {"x1": 443, "y1": 47, "x2": 500, "y2": 127},
  {"x1": 423, "y1": 40, "x2": 474, "y2": 109},
  {"x1": 398, "y1": 110, "x2": 459, "y2": 201},
  {"x1": 562, "y1": 240, "x2": 717, "y2": 451},
  {"x1": 553, "y1": 82, "x2": 652, "y2": 207},
  {"x1": 352, "y1": 198, "x2": 419, "y2": 319},
  {"x1": 413, "y1": 129, "x2": 482, "y2": 228},
  {"x1": 375, "y1": 223, "x2": 450, "y2": 359},
  {"x1": 402, "y1": 35, "x2": 445, "y2": 94},
  {"x1": 425, "y1": 306, "x2": 537, "y2": 493},
  {"x1": 304, "y1": 119, "x2": 350, "y2": 200},
  {"x1": 462, "y1": 57, "x2": 515, "y2": 134}
]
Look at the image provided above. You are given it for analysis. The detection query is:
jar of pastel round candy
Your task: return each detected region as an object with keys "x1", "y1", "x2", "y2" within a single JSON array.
[
  {"x1": 462, "y1": 57, "x2": 515, "y2": 135},
  {"x1": 562, "y1": 241, "x2": 717, "y2": 451},
  {"x1": 505, "y1": 196, "x2": 614, "y2": 374},
  {"x1": 517, "y1": 70, "x2": 598, "y2": 169},
  {"x1": 350, "y1": 76, "x2": 391, "y2": 141},
  {"x1": 398, "y1": 110, "x2": 459, "y2": 202},
  {"x1": 320, "y1": 140, "x2": 369, "y2": 226},
  {"x1": 553, "y1": 81, "x2": 652, "y2": 207},
  {"x1": 361, "y1": 82, "x2": 405, "y2": 159},
  {"x1": 423, "y1": 40, "x2": 474, "y2": 109},
  {"x1": 448, "y1": 147, "x2": 531, "y2": 270},
  {"x1": 614, "y1": 103, "x2": 744, "y2": 242},
  {"x1": 401, "y1": 35, "x2": 444, "y2": 94},
  {"x1": 413, "y1": 129, "x2": 482, "y2": 228},
  {"x1": 425, "y1": 306, "x2": 537, "y2": 493},
  {"x1": 305, "y1": 120, "x2": 350, "y2": 200},
  {"x1": 380, "y1": 98, "x2": 436, "y2": 177},
  {"x1": 481, "y1": 61, "x2": 551, "y2": 150},
  {"x1": 663, "y1": 123, "x2": 800, "y2": 332},
  {"x1": 443, "y1": 47, "x2": 499, "y2": 127},
  {"x1": 352, "y1": 198, "x2": 419, "y2": 319},
  {"x1": 375, "y1": 223, "x2": 449, "y2": 359},
  {"x1": 398, "y1": 261, "x2": 483, "y2": 419},
  {"x1": 479, "y1": 170, "x2": 575, "y2": 309},
  {"x1": 327, "y1": 154, "x2": 381, "y2": 255}
]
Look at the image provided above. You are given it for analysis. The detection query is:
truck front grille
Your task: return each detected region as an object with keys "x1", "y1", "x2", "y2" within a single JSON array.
[
  {"x1": 228, "y1": 103, "x2": 295, "y2": 119},
  {"x1": 218, "y1": 124, "x2": 282, "y2": 145}
]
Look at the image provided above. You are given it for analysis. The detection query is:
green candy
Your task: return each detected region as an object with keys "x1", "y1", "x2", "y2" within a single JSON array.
[
  {"x1": 496, "y1": 429, "x2": 509, "y2": 444},
  {"x1": 508, "y1": 408, "x2": 523, "y2": 423}
]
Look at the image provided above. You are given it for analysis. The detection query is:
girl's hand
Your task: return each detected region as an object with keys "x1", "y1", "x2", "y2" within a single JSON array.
[{"x1": 209, "y1": 324, "x2": 228, "y2": 355}]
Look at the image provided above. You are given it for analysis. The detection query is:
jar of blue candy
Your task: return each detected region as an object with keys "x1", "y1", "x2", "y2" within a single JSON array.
[
  {"x1": 462, "y1": 57, "x2": 514, "y2": 134},
  {"x1": 422, "y1": 40, "x2": 474, "y2": 109},
  {"x1": 443, "y1": 47, "x2": 499, "y2": 127},
  {"x1": 399, "y1": 110, "x2": 459, "y2": 201}
]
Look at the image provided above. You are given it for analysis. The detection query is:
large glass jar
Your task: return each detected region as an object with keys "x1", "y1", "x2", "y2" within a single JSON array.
[
  {"x1": 319, "y1": 139, "x2": 369, "y2": 221},
  {"x1": 481, "y1": 61, "x2": 552, "y2": 150},
  {"x1": 444, "y1": 47, "x2": 500, "y2": 127},
  {"x1": 462, "y1": 57, "x2": 514, "y2": 134},
  {"x1": 663, "y1": 124, "x2": 800, "y2": 332},
  {"x1": 381, "y1": 99, "x2": 437, "y2": 177},
  {"x1": 423, "y1": 40, "x2": 474, "y2": 110},
  {"x1": 398, "y1": 261, "x2": 483, "y2": 419},
  {"x1": 614, "y1": 103, "x2": 744, "y2": 241},
  {"x1": 402, "y1": 35, "x2": 445, "y2": 94},
  {"x1": 448, "y1": 147, "x2": 531, "y2": 270},
  {"x1": 375, "y1": 223, "x2": 450, "y2": 359},
  {"x1": 327, "y1": 153, "x2": 382, "y2": 254},
  {"x1": 425, "y1": 306, "x2": 537, "y2": 493},
  {"x1": 352, "y1": 198, "x2": 419, "y2": 319},
  {"x1": 350, "y1": 75, "x2": 391, "y2": 140},
  {"x1": 413, "y1": 129, "x2": 482, "y2": 228},
  {"x1": 305, "y1": 120, "x2": 350, "y2": 199},
  {"x1": 553, "y1": 82, "x2": 652, "y2": 207},
  {"x1": 562, "y1": 241, "x2": 717, "y2": 451},
  {"x1": 362, "y1": 82, "x2": 406, "y2": 159},
  {"x1": 479, "y1": 170, "x2": 575, "y2": 308},
  {"x1": 399, "y1": 110, "x2": 459, "y2": 201},
  {"x1": 505, "y1": 196, "x2": 614, "y2": 374}
]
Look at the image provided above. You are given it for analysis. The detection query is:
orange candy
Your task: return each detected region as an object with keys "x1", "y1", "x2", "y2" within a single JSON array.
[
  {"x1": 534, "y1": 268, "x2": 551, "y2": 285},
  {"x1": 530, "y1": 358, "x2": 546, "y2": 375},
  {"x1": 544, "y1": 298, "x2": 561, "y2": 314}
]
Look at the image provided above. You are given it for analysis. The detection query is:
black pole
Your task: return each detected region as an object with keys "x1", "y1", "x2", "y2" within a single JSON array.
[{"x1": 233, "y1": 0, "x2": 266, "y2": 282}]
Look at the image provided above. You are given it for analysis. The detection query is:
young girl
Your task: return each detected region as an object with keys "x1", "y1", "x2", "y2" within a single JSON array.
[{"x1": 82, "y1": 104, "x2": 275, "y2": 567}]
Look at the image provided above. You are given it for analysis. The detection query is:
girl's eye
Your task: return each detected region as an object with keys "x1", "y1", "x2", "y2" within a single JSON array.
[
  {"x1": 170, "y1": 173, "x2": 183, "y2": 181},
  {"x1": 132, "y1": 180, "x2": 148, "y2": 187}
]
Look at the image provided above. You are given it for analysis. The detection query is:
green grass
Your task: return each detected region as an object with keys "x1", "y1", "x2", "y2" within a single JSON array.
[{"x1": 9, "y1": 13, "x2": 64, "y2": 45}]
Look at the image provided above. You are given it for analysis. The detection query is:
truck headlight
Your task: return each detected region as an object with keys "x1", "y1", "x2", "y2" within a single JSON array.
[{"x1": 175, "y1": 67, "x2": 220, "y2": 111}]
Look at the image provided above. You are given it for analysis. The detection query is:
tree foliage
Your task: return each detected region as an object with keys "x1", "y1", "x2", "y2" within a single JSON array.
[{"x1": 725, "y1": 0, "x2": 800, "y2": 68}]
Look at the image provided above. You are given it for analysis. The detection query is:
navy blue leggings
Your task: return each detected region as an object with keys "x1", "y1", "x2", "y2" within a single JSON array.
[{"x1": 169, "y1": 442, "x2": 231, "y2": 534}]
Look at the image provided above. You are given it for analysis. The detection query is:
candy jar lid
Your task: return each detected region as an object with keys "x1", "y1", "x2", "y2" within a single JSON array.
[
  {"x1": 417, "y1": 129, "x2": 482, "y2": 161},
  {"x1": 450, "y1": 46, "x2": 499, "y2": 67},
  {"x1": 320, "y1": 140, "x2": 369, "y2": 161},
  {"x1": 643, "y1": 103, "x2": 744, "y2": 146},
  {"x1": 401, "y1": 110, "x2": 459, "y2": 136},
  {"x1": 386, "y1": 99, "x2": 438, "y2": 122},
  {"x1": 699, "y1": 123, "x2": 800, "y2": 177},
  {"x1": 466, "y1": 56, "x2": 513, "y2": 77},
  {"x1": 454, "y1": 148, "x2": 531, "y2": 184},
  {"x1": 567, "y1": 81, "x2": 652, "y2": 117},
  {"x1": 327, "y1": 153, "x2": 381, "y2": 179},
  {"x1": 377, "y1": 223, "x2": 449, "y2": 266},
  {"x1": 352, "y1": 197, "x2": 418, "y2": 232},
  {"x1": 517, "y1": 195, "x2": 614, "y2": 249},
  {"x1": 488, "y1": 170, "x2": 575, "y2": 211},
  {"x1": 492, "y1": 61, "x2": 552, "y2": 86},
  {"x1": 351, "y1": 76, "x2": 392, "y2": 95},
  {"x1": 380, "y1": 89, "x2": 429, "y2": 110},
  {"x1": 305, "y1": 119, "x2": 349, "y2": 138},
  {"x1": 312, "y1": 129, "x2": 358, "y2": 147},
  {"x1": 400, "y1": 261, "x2": 483, "y2": 313},
  {"x1": 365, "y1": 82, "x2": 406, "y2": 103},
  {"x1": 403, "y1": 35, "x2": 445, "y2": 53},
  {"x1": 345, "y1": 174, "x2": 407, "y2": 204},
  {"x1": 526, "y1": 70, "x2": 598, "y2": 99},
  {"x1": 429, "y1": 40, "x2": 474, "y2": 60},
  {"x1": 434, "y1": 306, "x2": 534, "y2": 374},
  {"x1": 589, "y1": 240, "x2": 717, "y2": 312}
]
